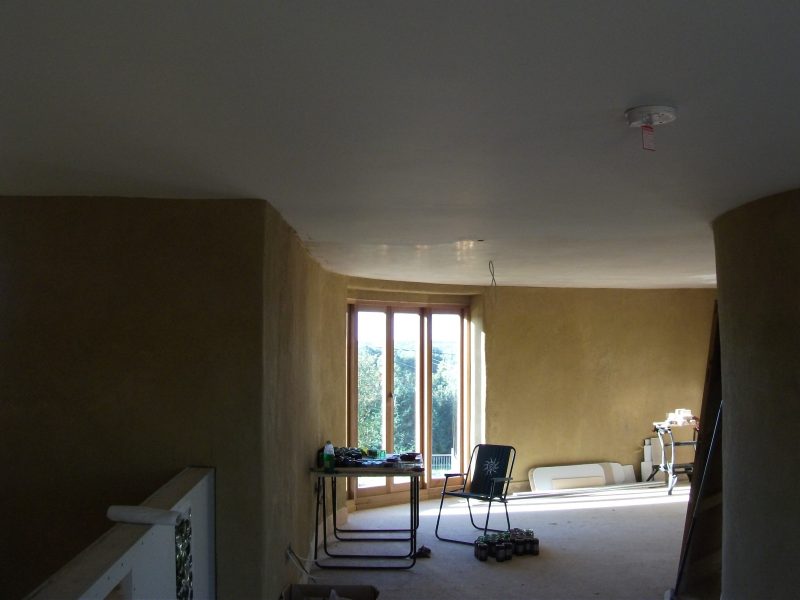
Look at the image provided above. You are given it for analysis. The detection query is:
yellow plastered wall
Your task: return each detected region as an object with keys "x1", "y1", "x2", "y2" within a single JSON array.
[
  {"x1": 261, "y1": 203, "x2": 347, "y2": 595},
  {"x1": 480, "y1": 287, "x2": 716, "y2": 486},
  {"x1": 0, "y1": 197, "x2": 346, "y2": 599}
]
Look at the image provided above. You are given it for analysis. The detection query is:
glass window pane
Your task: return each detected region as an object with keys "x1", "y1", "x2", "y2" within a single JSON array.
[
  {"x1": 431, "y1": 313, "x2": 461, "y2": 478},
  {"x1": 357, "y1": 311, "x2": 386, "y2": 489},
  {"x1": 392, "y1": 312, "x2": 420, "y2": 455}
]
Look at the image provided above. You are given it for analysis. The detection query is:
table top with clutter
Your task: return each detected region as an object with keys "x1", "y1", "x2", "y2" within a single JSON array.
[{"x1": 315, "y1": 445, "x2": 425, "y2": 474}]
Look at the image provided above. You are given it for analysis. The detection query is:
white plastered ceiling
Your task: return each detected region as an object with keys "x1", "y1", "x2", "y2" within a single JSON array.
[{"x1": 2, "y1": 2, "x2": 799, "y2": 287}]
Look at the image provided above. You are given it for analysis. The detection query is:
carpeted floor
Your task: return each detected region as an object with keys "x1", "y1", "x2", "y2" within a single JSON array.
[{"x1": 306, "y1": 484, "x2": 690, "y2": 600}]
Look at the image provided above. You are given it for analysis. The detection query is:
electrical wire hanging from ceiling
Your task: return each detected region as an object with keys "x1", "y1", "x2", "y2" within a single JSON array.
[{"x1": 488, "y1": 260, "x2": 497, "y2": 305}]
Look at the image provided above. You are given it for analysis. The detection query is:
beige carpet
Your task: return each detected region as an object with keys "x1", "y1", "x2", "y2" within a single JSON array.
[{"x1": 306, "y1": 484, "x2": 690, "y2": 600}]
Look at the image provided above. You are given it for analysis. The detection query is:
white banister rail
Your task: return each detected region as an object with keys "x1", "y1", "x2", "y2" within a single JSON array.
[{"x1": 26, "y1": 467, "x2": 215, "y2": 600}]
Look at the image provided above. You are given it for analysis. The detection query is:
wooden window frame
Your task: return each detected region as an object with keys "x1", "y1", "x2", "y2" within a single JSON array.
[{"x1": 346, "y1": 301, "x2": 470, "y2": 502}]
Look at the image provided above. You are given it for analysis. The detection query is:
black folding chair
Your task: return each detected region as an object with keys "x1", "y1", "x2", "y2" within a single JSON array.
[{"x1": 434, "y1": 444, "x2": 516, "y2": 545}]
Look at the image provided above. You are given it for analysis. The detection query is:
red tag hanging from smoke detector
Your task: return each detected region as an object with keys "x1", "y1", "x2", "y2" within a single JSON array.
[{"x1": 641, "y1": 125, "x2": 656, "y2": 151}]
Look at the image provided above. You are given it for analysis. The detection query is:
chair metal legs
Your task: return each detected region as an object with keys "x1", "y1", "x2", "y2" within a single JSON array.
[
  {"x1": 434, "y1": 490, "x2": 467, "y2": 544},
  {"x1": 435, "y1": 494, "x2": 511, "y2": 545},
  {"x1": 466, "y1": 497, "x2": 511, "y2": 534}
]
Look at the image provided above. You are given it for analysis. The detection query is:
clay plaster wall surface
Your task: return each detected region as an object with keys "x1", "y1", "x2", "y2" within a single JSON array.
[
  {"x1": 262, "y1": 204, "x2": 347, "y2": 594},
  {"x1": 480, "y1": 287, "x2": 716, "y2": 483},
  {"x1": 714, "y1": 190, "x2": 800, "y2": 599},
  {"x1": 0, "y1": 197, "x2": 346, "y2": 599}
]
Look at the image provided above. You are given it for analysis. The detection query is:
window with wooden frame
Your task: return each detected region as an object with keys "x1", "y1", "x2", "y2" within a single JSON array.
[{"x1": 346, "y1": 302, "x2": 470, "y2": 500}]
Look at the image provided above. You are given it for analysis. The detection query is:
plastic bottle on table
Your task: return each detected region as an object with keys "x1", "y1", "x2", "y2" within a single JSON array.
[{"x1": 323, "y1": 441, "x2": 335, "y2": 472}]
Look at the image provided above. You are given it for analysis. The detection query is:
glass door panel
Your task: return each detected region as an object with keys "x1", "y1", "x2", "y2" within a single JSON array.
[
  {"x1": 350, "y1": 305, "x2": 466, "y2": 496},
  {"x1": 430, "y1": 313, "x2": 461, "y2": 479},
  {"x1": 392, "y1": 312, "x2": 420, "y2": 485},
  {"x1": 356, "y1": 310, "x2": 386, "y2": 489},
  {"x1": 392, "y1": 312, "x2": 420, "y2": 454}
]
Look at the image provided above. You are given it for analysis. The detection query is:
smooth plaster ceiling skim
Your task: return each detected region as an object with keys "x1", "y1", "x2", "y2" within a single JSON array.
[{"x1": 3, "y1": 2, "x2": 800, "y2": 287}]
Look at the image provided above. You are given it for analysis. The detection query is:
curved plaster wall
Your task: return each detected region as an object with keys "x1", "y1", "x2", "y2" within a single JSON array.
[
  {"x1": 482, "y1": 287, "x2": 716, "y2": 480},
  {"x1": 714, "y1": 190, "x2": 800, "y2": 599}
]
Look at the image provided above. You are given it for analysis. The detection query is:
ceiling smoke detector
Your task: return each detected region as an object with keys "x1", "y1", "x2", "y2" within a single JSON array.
[{"x1": 624, "y1": 105, "x2": 677, "y2": 127}]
